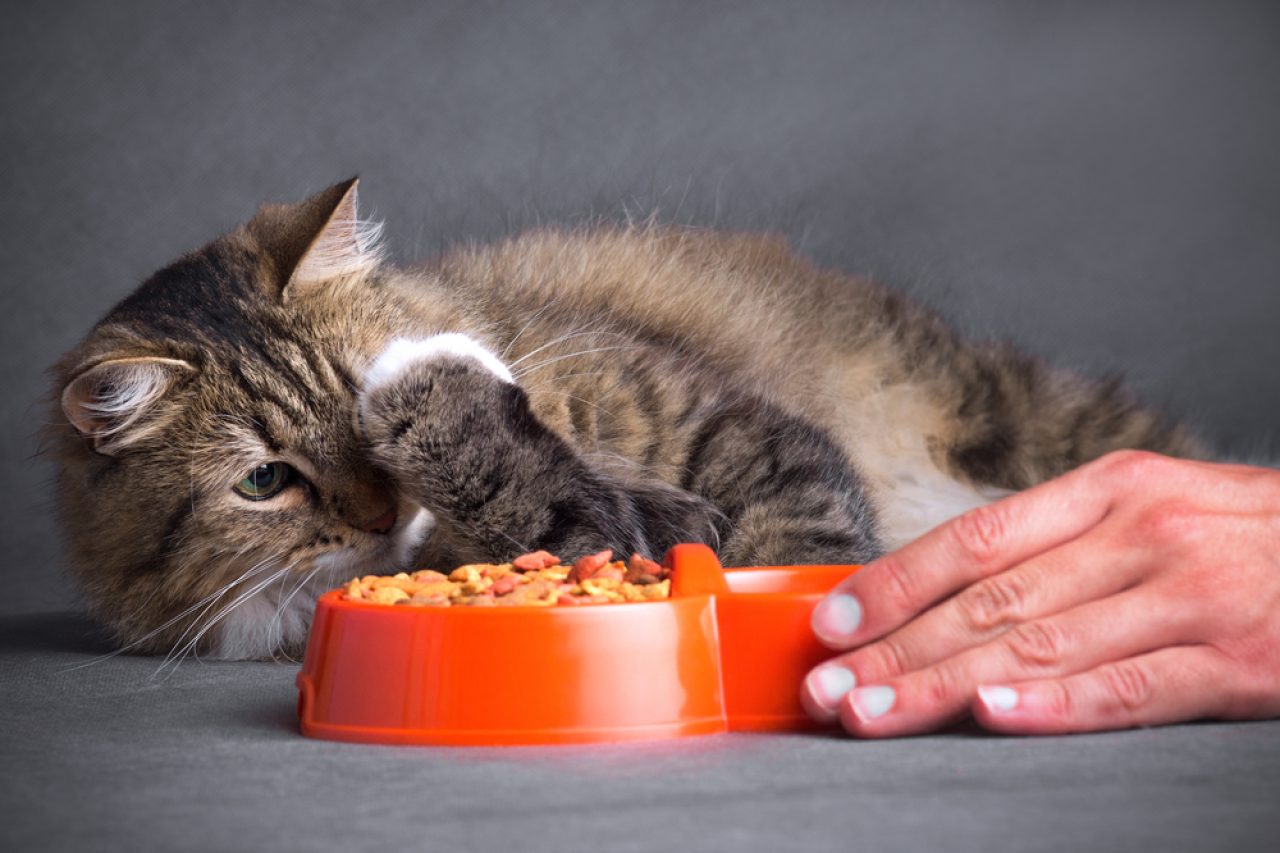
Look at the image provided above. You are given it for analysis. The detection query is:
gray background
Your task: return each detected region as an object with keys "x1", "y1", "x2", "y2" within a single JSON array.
[
  {"x1": 1, "y1": 3, "x2": 1278, "y2": 852},
  {"x1": 3, "y1": 0, "x2": 1280, "y2": 612}
]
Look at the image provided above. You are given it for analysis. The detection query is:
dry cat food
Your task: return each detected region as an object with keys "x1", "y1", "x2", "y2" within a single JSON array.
[{"x1": 342, "y1": 550, "x2": 672, "y2": 607}]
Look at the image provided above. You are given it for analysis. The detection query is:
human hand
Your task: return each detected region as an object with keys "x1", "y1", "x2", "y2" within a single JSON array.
[{"x1": 800, "y1": 451, "x2": 1280, "y2": 736}]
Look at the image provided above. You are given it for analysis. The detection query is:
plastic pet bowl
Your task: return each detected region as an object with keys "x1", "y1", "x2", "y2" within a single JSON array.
[{"x1": 297, "y1": 544, "x2": 860, "y2": 745}]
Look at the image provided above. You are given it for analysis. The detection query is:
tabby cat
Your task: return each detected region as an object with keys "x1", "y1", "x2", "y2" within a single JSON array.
[{"x1": 50, "y1": 179, "x2": 1196, "y2": 660}]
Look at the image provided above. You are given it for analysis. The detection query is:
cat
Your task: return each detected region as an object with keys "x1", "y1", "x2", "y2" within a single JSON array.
[{"x1": 49, "y1": 179, "x2": 1198, "y2": 661}]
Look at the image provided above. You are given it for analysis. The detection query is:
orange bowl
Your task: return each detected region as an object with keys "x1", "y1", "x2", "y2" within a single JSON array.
[{"x1": 297, "y1": 544, "x2": 860, "y2": 745}]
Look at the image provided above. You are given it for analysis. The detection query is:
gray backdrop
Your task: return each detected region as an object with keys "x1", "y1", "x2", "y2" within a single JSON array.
[
  {"x1": 2, "y1": 3, "x2": 1279, "y2": 605},
  {"x1": 3, "y1": 5, "x2": 1280, "y2": 853}
]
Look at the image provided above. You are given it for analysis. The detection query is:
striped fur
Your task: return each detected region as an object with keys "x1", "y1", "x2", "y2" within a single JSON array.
[{"x1": 49, "y1": 181, "x2": 1199, "y2": 660}]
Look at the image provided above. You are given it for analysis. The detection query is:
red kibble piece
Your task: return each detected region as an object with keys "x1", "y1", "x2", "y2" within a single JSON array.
[
  {"x1": 490, "y1": 575, "x2": 519, "y2": 596},
  {"x1": 567, "y1": 549, "x2": 613, "y2": 583},
  {"x1": 556, "y1": 593, "x2": 609, "y2": 606},
  {"x1": 625, "y1": 553, "x2": 665, "y2": 583},
  {"x1": 512, "y1": 550, "x2": 561, "y2": 571},
  {"x1": 593, "y1": 566, "x2": 625, "y2": 582}
]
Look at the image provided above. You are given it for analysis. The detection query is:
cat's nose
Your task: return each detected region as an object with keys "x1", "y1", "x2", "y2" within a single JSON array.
[{"x1": 359, "y1": 508, "x2": 398, "y2": 535}]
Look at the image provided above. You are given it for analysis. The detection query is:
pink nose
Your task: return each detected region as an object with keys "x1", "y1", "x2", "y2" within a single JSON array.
[{"x1": 359, "y1": 508, "x2": 397, "y2": 535}]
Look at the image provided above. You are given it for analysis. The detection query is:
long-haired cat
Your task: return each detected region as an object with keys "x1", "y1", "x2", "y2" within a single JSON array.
[{"x1": 49, "y1": 179, "x2": 1197, "y2": 660}]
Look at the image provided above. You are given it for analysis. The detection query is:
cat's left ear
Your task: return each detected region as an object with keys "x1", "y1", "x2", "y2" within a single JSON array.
[{"x1": 248, "y1": 177, "x2": 385, "y2": 298}]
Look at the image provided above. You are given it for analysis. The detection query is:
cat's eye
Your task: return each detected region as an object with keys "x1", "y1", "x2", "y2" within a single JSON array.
[{"x1": 233, "y1": 462, "x2": 295, "y2": 501}]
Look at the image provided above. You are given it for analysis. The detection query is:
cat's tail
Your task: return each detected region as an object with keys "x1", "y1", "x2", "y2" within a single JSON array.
[{"x1": 939, "y1": 341, "x2": 1205, "y2": 490}]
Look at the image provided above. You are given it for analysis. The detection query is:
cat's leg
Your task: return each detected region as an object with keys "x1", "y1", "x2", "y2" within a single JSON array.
[
  {"x1": 677, "y1": 398, "x2": 884, "y2": 568},
  {"x1": 357, "y1": 337, "x2": 720, "y2": 562}
]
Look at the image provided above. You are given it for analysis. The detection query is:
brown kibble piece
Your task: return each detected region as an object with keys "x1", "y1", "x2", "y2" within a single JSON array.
[
  {"x1": 626, "y1": 553, "x2": 665, "y2": 583},
  {"x1": 513, "y1": 550, "x2": 561, "y2": 571},
  {"x1": 490, "y1": 575, "x2": 519, "y2": 595},
  {"x1": 370, "y1": 586, "x2": 409, "y2": 605},
  {"x1": 568, "y1": 549, "x2": 614, "y2": 583}
]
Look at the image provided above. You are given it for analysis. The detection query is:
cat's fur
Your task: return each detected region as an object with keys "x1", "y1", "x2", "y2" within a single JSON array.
[{"x1": 49, "y1": 179, "x2": 1198, "y2": 660}]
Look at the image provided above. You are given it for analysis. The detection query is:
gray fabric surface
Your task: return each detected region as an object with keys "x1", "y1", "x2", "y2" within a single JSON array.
[
  {"x1": 3, "y1": 612, "x2": 1279, "y2": 853},
  {"x1": 3, "y1": 3, "x2": 1279, "y2": 851}
]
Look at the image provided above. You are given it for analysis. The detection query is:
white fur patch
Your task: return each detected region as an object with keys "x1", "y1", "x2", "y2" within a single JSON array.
[
  {"x1": 364, "y1": 334, "x2": 515, "y2": 389},
  {"x1": 211, "y1": 585, "x2": 313, "y2": 661},
  {"x1": 875, "y1": 465, "x2": 1011, "y2": 550},
  {"x1": 208, "y1": 506, "x2": 436, "y2": 660},
  {"x1": 840, "y1": 384, "x2": 1011, "y2": 550},
  {"x1": 392, "y1": 506, "x2": 435, "y2": 566}
]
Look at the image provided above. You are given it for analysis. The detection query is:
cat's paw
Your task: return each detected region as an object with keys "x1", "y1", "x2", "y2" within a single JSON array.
[
  {"x1": 358, "y1": 334, "x2": 514, "y2": 441},
  {"x1": 364, "y1": 334, "x2": 513, "y2": 392},
  {"x1": 357, "y1": 333, "x2": 522, "y2": 457}
]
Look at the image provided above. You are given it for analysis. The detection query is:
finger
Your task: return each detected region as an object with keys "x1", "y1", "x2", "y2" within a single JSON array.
[
  {"x1": 812, "y1": 462, "x2": 1116, "y2": 650},
  {"x1": 833, "y1": 584, "x2": 1195, "y2": 737},
  {"x1": 834, "y1": 519, "x2": 1144, "y2": 685},
  {"x1": 972, "y1": 645, "x2": 1235, "y2": 735}
]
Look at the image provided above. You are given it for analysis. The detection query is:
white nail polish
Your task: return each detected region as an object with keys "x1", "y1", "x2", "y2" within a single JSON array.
[
  {"x1": 978, "y1": 685, "x2": 1019, "y2": 712},
  {"x1": 852, "y1": 685, "x2": 895, "y2": 721},
  {"x1": 813, "y1": 593, "x2": 863, "y2": 642},
  {"x1": 810, "y1": 665, "x2": 856, "y2": 709}
]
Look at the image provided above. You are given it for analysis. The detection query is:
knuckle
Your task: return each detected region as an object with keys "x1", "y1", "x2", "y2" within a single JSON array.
[
  {"x1": 950, "y1": 503, "x2": 1009, "y2": 565},
  {"x1": 922, "y1": 664, "x2": 959, "y2": 707},
  {"x1": 1132, "y1": 501, "x2": 1201, "y2": 551},
  {"x1": 1043, "y1": 680, "x2": 1076, "y2": 720},
  {"x1": 1094, "y1": 449, "x2": 1167, "y2": 484},
  {"x1": 874, "y1": 556, "x2": 921, "y2": 616},
  {"x1": 956, "y1": 573, "x2": 1030, "y2": 633},
  {"x1": 870, "y1": 637, "x2": 911, "y2": 679},
  {"x1": 1004, "y1": 620, "x2": 1069, "y2": 670},
  {"x1": 1099, "y1": 661, "x2": 1153, "y2": 716}
]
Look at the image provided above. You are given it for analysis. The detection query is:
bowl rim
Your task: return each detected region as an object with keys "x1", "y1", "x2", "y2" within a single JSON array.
[{"x1": 315, "y1": 562, "x2": 859, "y2": 615}]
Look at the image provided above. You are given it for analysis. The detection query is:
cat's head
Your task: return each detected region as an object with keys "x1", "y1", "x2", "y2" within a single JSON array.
[{"x1": 50, "y1": 180, "x2": 437, "y2": 660}]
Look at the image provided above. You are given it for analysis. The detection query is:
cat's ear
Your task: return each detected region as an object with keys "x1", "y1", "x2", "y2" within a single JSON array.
[
  {"x1": 247, "y1": 177, "x2": 385, "y2": 298},
  {"x1": 61, "y1": 357, "x2": 195, "y2": 455}
]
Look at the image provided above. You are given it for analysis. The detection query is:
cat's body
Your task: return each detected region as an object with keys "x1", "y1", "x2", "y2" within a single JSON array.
[{"x1": 50, "y1": 180, "x2": 1197, "y2": 660}]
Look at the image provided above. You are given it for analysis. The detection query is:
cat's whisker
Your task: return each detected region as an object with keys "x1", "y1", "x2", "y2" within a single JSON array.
[
  {"x1": 154, "y1": 555, "x2": 284, "y2": 672},
  {"x1": 270, "y1": 558, "x2": 346, "y2": 663},
  {"x1": 533, "y1": 391, "x2": 621, "y2": 418},
  {"x1": 519, "y1": 370, "x2": 611, "y2": 395},
  {"x1": 505, "y1": 325, "x2": 612, "y2": 369},
  {"x1": 500, "y1": 302, "x2": 556, "y2": 359},
  {"x1": 59, "y1": 555, "x2": 281, "y2": 672},
  {"x1": 267, "y1": 559, "x2": 326, "y2": 656},
  {"x1": 153, "y1": 554, "x2": 288, "y2": 664},
  {"x1": 512, "y1": 345, "x2": 645, "y2": 380},
  {"x1": 152, "y1": 561, "x2": 295, "y2": 679}
]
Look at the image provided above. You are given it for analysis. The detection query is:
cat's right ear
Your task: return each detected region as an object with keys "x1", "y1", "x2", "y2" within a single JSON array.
[
  {"x1": 247, "y1": 177, "x2": 385, "y2": 299},
  {"x1": 61, "y1": 357, "x2": 195, "y2": 455}
]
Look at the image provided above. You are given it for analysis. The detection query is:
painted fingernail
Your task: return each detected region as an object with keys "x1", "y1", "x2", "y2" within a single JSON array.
[
  {"x1": 812, "y1": 593, "x2": 863, "y2": 644},
  {"x1": 977, "y1": 685, "x2": 1019, "y2": 712},
  {"x1": 807, "y1": 665, "x2": 856, "y2": 711},
  {"x1": 850, "y1": 685, "x2": 896, "y2": 722}
]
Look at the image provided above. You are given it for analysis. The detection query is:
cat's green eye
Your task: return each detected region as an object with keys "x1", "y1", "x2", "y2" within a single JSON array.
[{"x1": 234, "y1": 462, "x2": 295, "y2": 501}]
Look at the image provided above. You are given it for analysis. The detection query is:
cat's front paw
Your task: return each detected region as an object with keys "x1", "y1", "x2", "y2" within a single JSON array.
[
  {"x1": 364, "y1": 334, "x2": 513, "y2": 392},
  {"x1": 357, "y1": 334, "x2": 525, "y2": 468}
]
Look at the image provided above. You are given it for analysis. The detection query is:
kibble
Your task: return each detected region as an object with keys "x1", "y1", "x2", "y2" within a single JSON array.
[{"x1": 342, "y1": 550, "x2": 672, "y2": 608}]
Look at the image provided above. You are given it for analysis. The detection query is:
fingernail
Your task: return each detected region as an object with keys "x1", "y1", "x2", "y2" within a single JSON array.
[
  {"x1": 977, "y1": 685, "x2": 1019, "y2": 712},
  {"x1": 850, "y1": 685, "x2": 896, "y2": 722},
  {"x1": 807, "y1": 665, "x2": 856, "y2": 710},
  {"x1": 812, "y1": 593, "x2": 863, "y2": 644}
]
